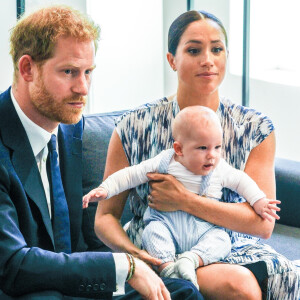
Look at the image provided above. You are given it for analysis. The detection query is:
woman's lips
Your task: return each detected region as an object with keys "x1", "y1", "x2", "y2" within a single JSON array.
[{"x1": 196, "y1": 72, "x2": 218, "y2": 78}]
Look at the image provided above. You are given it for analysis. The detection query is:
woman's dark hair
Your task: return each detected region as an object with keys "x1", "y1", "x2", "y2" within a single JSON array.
[{"x1": 168, "y1": 10, "x2": 228, "y2": 56}]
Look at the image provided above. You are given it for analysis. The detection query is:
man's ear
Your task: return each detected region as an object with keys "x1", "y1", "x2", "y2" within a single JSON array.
[
  {"x1": 18, "y1": 55, "x2": 35, "y2": 82},
  {"x1": 173, "y1": 141, "x2": 183, "y2": 156},
  {"x1": 167, "y1": 52, "x2": 177, "y2": 72}
]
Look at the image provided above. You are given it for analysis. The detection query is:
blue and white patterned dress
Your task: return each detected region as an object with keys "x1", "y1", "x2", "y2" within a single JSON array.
[{"x1": 115, "y1": 96, "x2": 300, "y2": 300}]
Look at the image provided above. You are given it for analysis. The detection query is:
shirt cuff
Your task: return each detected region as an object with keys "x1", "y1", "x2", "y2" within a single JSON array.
[{"x1": 112, "y1": 253, "x2": 128, "y2": 296}]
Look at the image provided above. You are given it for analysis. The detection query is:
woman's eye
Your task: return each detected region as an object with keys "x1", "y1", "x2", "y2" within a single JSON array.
[
  {"x1": 188, "y1": 48, "x2": 200, "y2": 55},
  {"x1": 212, "y1": 47, "x2": 223, "y2": 54}
]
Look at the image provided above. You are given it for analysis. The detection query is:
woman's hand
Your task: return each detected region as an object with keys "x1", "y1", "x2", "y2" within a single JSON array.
[
  {"x1": 135, "y1": 249, "x2": 162, "y2": 267},
  {"x1": 147, "y1": 173, "x2": 188, "y2": 212}
]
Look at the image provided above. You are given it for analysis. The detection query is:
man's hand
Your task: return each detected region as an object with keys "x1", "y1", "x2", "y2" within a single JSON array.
[
  {"x1": 253, "y1": 198, "x2": 281, "y2": 222},
  {"x1": 82, "y1": 187, "x2": 108, "y2": 208},
  {"x1": 128, "y1": 258, "x2": 171, "y2": 300}
]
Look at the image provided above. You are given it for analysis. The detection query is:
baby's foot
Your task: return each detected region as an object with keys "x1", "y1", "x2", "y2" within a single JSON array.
[
  {"x1": 160, "y1": 262, "x2": 180, "y2": 279},
  {"x1": 174, "y1": 251, "x2": 200, "y2": 289}
]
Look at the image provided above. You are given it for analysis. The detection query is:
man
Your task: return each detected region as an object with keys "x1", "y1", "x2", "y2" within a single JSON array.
[{"x1": 0, "y1": 5, "x2": 202, "y2": 300}]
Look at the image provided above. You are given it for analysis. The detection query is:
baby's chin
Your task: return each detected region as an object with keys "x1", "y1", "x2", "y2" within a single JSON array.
[{"x1": 193, "y1": 168, "x2": 214, "y2": 176}]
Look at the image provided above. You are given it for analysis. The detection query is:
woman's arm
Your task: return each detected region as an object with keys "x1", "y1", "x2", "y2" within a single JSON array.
[
  {"x1": 147, "y1": 131, "x2": 276, "y2": 239},
  {"x1": 94, "y1": 130, "x2": 161, "y2": 265}
]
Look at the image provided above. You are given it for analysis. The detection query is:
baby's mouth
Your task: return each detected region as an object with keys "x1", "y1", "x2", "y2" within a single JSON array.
[{"x1": 204, "y1": 163, "x2": 214, "y2": 169}]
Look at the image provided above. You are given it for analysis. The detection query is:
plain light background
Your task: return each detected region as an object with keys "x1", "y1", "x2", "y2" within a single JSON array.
[{"x1": 1, "y1": 0, "x2": 299, "y2": 161}]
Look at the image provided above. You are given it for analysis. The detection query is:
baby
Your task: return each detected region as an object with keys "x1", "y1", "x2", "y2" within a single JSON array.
[{"x1": 83, "y1": 106, "x2": 280, "y2": 289}]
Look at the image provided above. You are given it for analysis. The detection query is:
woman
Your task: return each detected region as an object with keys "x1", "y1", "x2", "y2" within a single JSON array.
[{"x1": 95, "y1": 10, "x2": 300, "y2": 299}]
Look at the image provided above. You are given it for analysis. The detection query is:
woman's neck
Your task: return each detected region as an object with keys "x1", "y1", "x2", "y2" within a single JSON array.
[{"x1": 177, "y1": 88, "x2": 220, "y2": 112}]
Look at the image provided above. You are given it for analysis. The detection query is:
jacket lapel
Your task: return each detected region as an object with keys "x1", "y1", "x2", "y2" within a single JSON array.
[{"x1": 0, "y1": 88, "x2": 54, "y2": 245}]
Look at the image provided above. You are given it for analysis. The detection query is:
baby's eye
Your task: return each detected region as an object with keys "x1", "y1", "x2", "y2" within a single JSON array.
[
  {"x1": 215, "y1": 145, "x2": 222, "y2": 149},
  {"x1": 198, "y1": 146, "x2": 207, "y2": 150}
]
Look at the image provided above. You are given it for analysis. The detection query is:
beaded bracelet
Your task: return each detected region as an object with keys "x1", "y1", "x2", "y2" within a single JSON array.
[{"x1": 126, "y1": 254, "x2": 136, "y2": 281}]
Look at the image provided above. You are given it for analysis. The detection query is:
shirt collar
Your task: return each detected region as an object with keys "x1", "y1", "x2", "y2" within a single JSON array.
[{"x1": 10, "y1": 89, "x2": 58, "y2": 157}]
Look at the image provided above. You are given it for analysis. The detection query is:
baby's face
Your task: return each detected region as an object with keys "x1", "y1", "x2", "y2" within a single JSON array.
[{"x1": 179, "y1": 125, "x2": 222, "y2": 175}]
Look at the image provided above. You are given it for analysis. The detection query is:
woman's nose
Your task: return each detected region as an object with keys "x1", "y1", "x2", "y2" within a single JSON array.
[{"x1": 200, "y1": 49, "x2": 213, "y2": 67}]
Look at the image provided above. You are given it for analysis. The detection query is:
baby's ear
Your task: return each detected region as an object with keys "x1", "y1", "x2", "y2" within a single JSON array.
[{"x1": 173, "y1": 141, "x2": 183, "y2": 156}]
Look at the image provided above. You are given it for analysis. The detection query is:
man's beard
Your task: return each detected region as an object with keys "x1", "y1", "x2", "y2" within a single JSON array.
[{"x1": 30, "y1": 76, "x2": 86, "y2": 125}]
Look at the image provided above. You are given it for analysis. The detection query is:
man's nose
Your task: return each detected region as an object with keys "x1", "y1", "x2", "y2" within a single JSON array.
[{"x1": 72, "y1": 74, "x2": 89, "y2": 95}]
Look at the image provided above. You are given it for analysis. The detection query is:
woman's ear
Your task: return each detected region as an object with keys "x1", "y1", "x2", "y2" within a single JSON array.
[
  {"x1": 18, "y1": 55, "x2": 35, "y2": 82},
  {"x1": 167, "y1": 52, "x2": 177, "y2": 71},
  {"x1": 173, "y1": 141, "x2": 183, "y2": 156}
]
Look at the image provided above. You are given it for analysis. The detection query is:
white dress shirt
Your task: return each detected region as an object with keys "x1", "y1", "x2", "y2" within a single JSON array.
[
  {"x1": 10, "y1": 89, "x2": 128, "y2": 295},
  {"x1": 11, "y1": 89, "x2": 54, "y2": 217}
]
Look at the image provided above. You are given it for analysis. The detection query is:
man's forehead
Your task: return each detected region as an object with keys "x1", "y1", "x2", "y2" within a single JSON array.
[{"x1": 47, "y1": 37, "x2": 95, "y2": 65}]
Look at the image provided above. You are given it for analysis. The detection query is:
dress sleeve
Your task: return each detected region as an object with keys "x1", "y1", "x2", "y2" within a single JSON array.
[
  {"x1": 251, "y1": 112, "x2": 275, "y2": 149},
  {"x1": 218, "y1": 99, "x2": 275, "y2": 171},
  {"x1": 115, "y1": 107, "x2": 154, "y2": 166},
  {"x1": 115, "y1": 111, "x2": 135, "y2": 165}
]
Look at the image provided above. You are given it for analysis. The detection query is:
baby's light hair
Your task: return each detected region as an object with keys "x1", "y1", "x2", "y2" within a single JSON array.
[{"x1": 172, "y1": 106, "x2": 222, "y2": 143}]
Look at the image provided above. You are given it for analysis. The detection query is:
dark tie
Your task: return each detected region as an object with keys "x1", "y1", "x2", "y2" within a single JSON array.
[{"x1": 47, "y1": 134, "x2": 71, "y2": 253}]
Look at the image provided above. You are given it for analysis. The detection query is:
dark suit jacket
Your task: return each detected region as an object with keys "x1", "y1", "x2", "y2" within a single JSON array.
[{"x1": 0, "y1": 87, "x2": 115, "y2": 299}]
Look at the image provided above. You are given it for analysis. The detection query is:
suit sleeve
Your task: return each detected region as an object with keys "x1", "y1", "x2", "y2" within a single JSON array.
[{"x1": 0, "y1": 164, "x2": 116, "y2": 299}]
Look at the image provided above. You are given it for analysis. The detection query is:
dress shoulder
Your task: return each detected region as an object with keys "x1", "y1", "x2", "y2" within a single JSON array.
[
  {"x1": 115, "y1": 97, "x2": 171, "y2": 127},
  {"x1": 218, "y1": 97, "x2": 274, "y2": 160},
  {"x1": 115, "y1": 97, "x2": 178, "y2": 165},
  {"x1": 219, "y1": 97, "x2": 274, "y2": 128}
]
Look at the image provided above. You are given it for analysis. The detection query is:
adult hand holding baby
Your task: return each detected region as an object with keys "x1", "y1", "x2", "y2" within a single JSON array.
[{"x1": 147, "y1": 173, "x2": 188, "y2": 212}]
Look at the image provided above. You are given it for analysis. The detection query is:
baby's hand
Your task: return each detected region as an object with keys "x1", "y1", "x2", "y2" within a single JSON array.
[
  {"x1": 253, "y1": 198, "x2": 281, "y2": 222},
  {"x1": 82, "y1": 187, "x2": 108, "y2": 209}
]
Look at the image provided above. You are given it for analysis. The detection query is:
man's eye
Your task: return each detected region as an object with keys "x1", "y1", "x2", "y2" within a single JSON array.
[{"x1": 64, "y1": 70, "x2": 73, "y2": 75}]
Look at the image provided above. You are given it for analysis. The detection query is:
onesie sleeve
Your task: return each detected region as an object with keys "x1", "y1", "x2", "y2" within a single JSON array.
[
  {"x1": 220, "y1": 159, "x2": 266, "y2": 206},
  {"x1": 101, "y1": 151, "x2": 164, "y2": 199}
]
